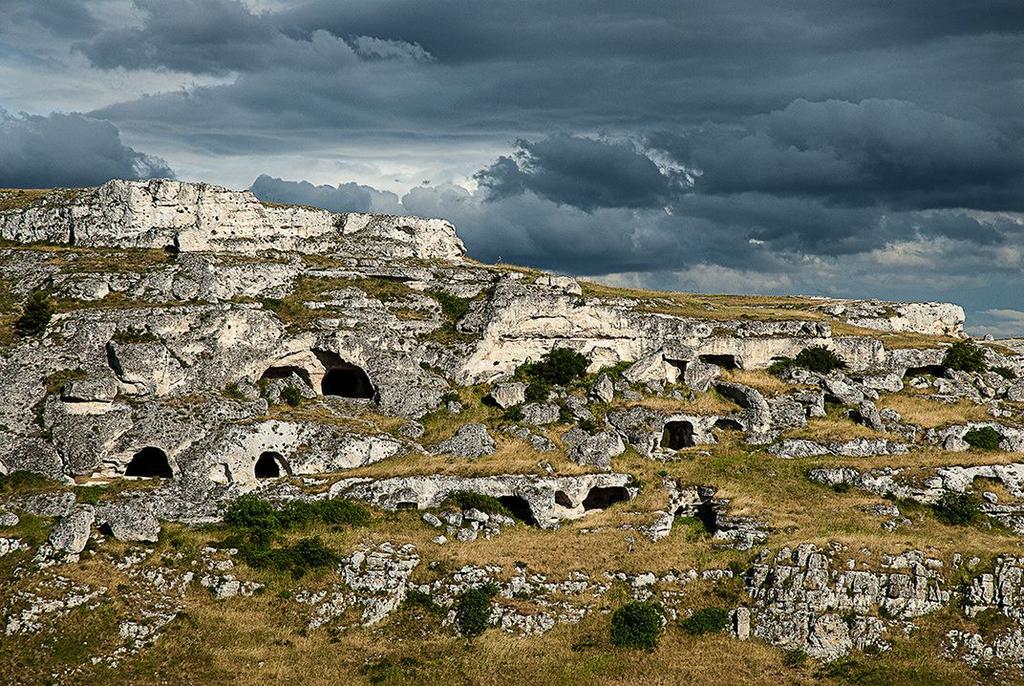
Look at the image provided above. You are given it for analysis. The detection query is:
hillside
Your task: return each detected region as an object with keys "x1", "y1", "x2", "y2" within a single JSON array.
[{"x1": 0, "y1": 180, "x2": 1022, "y2": 685}]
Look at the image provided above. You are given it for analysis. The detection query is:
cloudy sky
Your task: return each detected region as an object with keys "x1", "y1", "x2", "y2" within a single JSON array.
[{"x1": 2, "y1": 1, "x2": 1023, "y2": 336}]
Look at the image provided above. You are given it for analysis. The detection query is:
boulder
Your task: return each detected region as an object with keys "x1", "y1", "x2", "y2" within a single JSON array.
[
  {"x1": 48, "y1": 505, "x2": 95, "y2": 555},
  {"x1": 489, "y1": 382, "x2": 527, "y2": 409},
  {"x1": 434, "y1": 423, "x2": 496, "y2": 458},
  {"x1": 98, "y1": 501, "x2": 161, "y2": 542}
]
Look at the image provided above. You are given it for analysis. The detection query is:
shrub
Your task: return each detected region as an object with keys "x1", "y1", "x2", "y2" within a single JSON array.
[
  {"x1": 280, "y1": 385, "x2": 304, "y2": 407},
  {"x1": 964, "y1": 426, "x2": 1002, "y2": 450},
  {"x1": 0, "y1": 470, "x2": 55, "y2": 495},
  {"x1": 767, "y1": 356, "x2": 794, "y2": 376},
  {"x1": 610, "y1": 601, "x2": 663, "y2": 650},
  {"x1": 238, "y1": 536, "x2": 339, "y2": 578},
  {"x1": 942, "y1": 340, "x2": 987, "y2": 374},
  {"x1": 933, "y1": 491, "x2": 980, "y2": 526},
  {"x1": 992, "y1": 366, "x2": 1016, "y2": 380},
  {"x1": 680, "y1": 607, "x2": 730, "y2": 635},
  {"x1": 503, "y1": 405, "x2": 524, "y2": 422},
  {"x1": 429, "y1": 290, "x2": 472, "y2": 323},
  {"x1": 402, "y1": 589, "x2": 443, "y2": 615},
  {"x1": 524, "y1": 382, "x2": 551, "y2": 404},
  {"x1": 224, "y1": 493, "x2": 281, "y2": 546},
  {"x1": 782, "y1": 649, "x2": 807, "y2": 667},
  {"x1": 280, "y1": 499, "x2": 371, "y2": 528},
  {"x1": 516, "y1": 348, "x2": 590, "y2": 387},
  {"x1": 440, "y1": 391, "x2": 461, "y2": 404},
  {"x1": 455, "y1": 584, "x2": 498, "y2": 637},
  {"x1": 15, "y1": 290, "x2": 53, "y2": 337},
  {"x1": 793, "y1": 346, "x2": 845, "y2": 374},
  {"x1": 440, "y1": 491, "x2": 511, "y2": 517}
]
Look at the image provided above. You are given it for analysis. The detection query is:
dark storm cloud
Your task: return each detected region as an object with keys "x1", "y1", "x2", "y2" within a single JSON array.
[
  {"x1": 2, "y1": 0, "x2": 100, "y2": 38},
  {"x1": 475, "y1": 135, "x2": 682, "y2": 210},
  {"x1": 0, "y1": 110, "x2": 174, "y2": 188},
  {"x1": 250, "y1": 175, "x2": 401, "y2": 214},
  {"x1": 649, "y1": 99, "x2": 1024, "y2": 211},
  {"x1": 8, "y1": 0, "x2": 1024, "y2": 330}
]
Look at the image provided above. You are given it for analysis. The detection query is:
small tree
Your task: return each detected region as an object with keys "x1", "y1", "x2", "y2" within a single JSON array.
[
  {"x1": 456, "y1": 584, "x2": 498, "y2": 638},
  {"x1": 963, "y1": 426, "x2": 1002, "y2": 451},
  {"x1": 610, "y1": 601, "x2": 663, "y2": 650},
  {"x1": 792, "y1": 346, "x2": 845, "y2": 374},
  {"x1": 15, "y1": 290, "x2": 53, "y2": 337},
  {"x1": 942, "y1": 340, "x2": 987, "y2": 374},
  {"x1": 933, "y1": 491, "x2": 980, "y2": 526},
  {"x1": 680, "y1": 607, "x2": 730, "y2": 635}
]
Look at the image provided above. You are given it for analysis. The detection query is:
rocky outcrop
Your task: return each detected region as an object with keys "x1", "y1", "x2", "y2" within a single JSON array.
[{"x1": 328, "y1": 473, "x2": 637, "y2": 528}]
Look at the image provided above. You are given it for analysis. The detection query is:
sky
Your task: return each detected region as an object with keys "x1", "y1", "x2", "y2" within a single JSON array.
[{"x1": 1, "y1": 1, "x2": 1023, "y2": 336}]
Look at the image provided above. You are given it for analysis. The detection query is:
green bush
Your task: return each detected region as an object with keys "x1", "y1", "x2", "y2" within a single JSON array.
[
  {"x1": 0, "y1": 470, "x2": 55, "y2": 495},
  {"x1": 280, "y1": 385, "x2": 304, "y2": 407},
  {"x1": 609, "y1": 601, "x2": 663, "y2": 650},
  {"x1": 992, "y1": 366, "x2": 1016, "y2": 380},
  {"x1": 964, "y1": 426, "x2": 1002, "y2": 450},
  {"x1": 15, "y1": 290, "x2": 53, "y2": 337},
  {"x1": 516, "y1": 348, "x2": 590, "y2": 387},
  {"x1": 503, "y1": 405, "x2": 524, "y2": 421},
  {"x1": 455, "y1": 584, "x2": 498, "y2": 637},
  {"x1": 402, "y1": 589, "x2": 443, "y2": 615},
  {"x1": 942, "y1": 340, "x2": 987, "y2": 373},
  {"x1": 440, "y1": 491, "x2": 511, "y2": 517},
  {"x1": 429, "y1": 290, "x2": 472, "y2": 322},
  {"x1": 767, "y1": 356, "x2": 794, "y2": 376},
  {"x1": 440, "y1": 391, "x2": 461, "y2": 404},
  {"x1": 680, "y1": 607, "x2": 730, "y2": 635},
  {"x1": 224, "y1": 494, "x2": 370, "y2": 549},
  {"x1": 238, "y1": 536, "x2": 339, "y2": 578},
  {"x1": 933, "y1": 491, "x2": 980, "y2": 526},
  {"x1": 782, "y1": 649, "x2": 807, "y2": 667},
  {"x1": 524, "y1": 382, "x2": 551, "y2": 404},
  {"x1": 793, "y1": 346, "x2": 845, "y2": 374}
]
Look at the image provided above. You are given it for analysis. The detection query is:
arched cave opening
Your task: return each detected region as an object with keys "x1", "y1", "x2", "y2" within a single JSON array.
[
  {"x1": 498, "y1": 495, "x2": 538, "y2": 526},
  {"x1": 699, "y1": 354, "x2": 738, "y2": 370},
  {"x1": 554, "y1": 490, "x2": 573, "y2": 508},
  {"x1": 259, "y1": 365, "x2": 312, "y2": 387},
  {"x1": 124, "y1": 447, "x2": 173, "y2": 479},
  {"x1": 255, "y1": 451, "x2": 287, "y2": 480},
  {"x1": 713, "y1": 418, "x2": 744, "y2": 432},
  {"x1": 321, "y1": 364, "x2": 375, "y2": 399},
  {"x1": 581, "y1": 486, "x2": 630, "y2": 511},
  {"x1": 661, "y1": 420, "x2": 696, "y2": 449}
]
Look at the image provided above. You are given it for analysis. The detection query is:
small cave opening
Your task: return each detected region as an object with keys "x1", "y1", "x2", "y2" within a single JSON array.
[
  {"x1": 581, "y1": 486, "x2": 630, "y2": 511},
  {"x1": 554, "y1": 490, "x2": 573, "y2": 508},
  {"x1": 395, "y1": 501, "x2": 419, "y2": 510},
  {"x1": 695, "y1": 499, "x2": 719, "y2": 535},
  {"x1": 665, "y1": 358, "x2": 688, "y2": 382},
  {"x1": 321, "y1": 365, "x2": 375, "y2": 399},
  {"x1": 254, "y1": 451, "x2": 287, "y2": 480},
  {"x1": 699, "y1": 354, "x2": 738, "y2": 370},
  {"x1": 713, "y1": 418, "x2": 744, "y2": 432},
  {"x1": 714, "y1": 383, "x2": 751, "y2": 409},
  {"x1": 259, "y1": 365, "x2": 312, "y2": 387},
  {"x1": 498, "y1": 495, "x2": 538, "y2": 525},
  {"x1": 661, "y1": 420, "x2": 696, "y2": 449},
  {"x1": 124, "y1": 447, "x2": 173, "y2": 479},
  {"x1": 903, "y1": 365, "x2": 945, "y2": 378}
]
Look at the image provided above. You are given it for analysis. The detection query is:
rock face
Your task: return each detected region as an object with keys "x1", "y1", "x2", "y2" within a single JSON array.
[
  {"x1": 329, "y1": 473, "x2": 638, "y2": 528},
  {"x1": 2, "y1": 180, "x2": 1024, "y2": 677}
]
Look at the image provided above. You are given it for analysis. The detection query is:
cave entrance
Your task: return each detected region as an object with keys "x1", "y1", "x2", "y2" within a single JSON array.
[
  {"x1": 124, "y1": 447, "x2": 173, "y2": 479},
  {"x1": 903, "y1": 365, "x2": 945, "y2": 378},
  {"x1": 661, "y1": 420, "x2": 696, "y2": 449},
  {"x1": 665, "y1": 358, "x2": 688, "y2": 383},
  {"x1": 582, "y1": 486, "x2": 630, "y2": 510},
  {"x1": 554, "y1": 490, "x2": 573, "y2": 508},
  {"x1": 498, "y1": 495, "x2": 537, "y2": 525},
  {"x1": 319, "y1": 360, "x2": 375, "y2": 399},
  {"x1": 259, "y1": 365, "x2": 312, "y2": 386},
  {"x1": 699, "y1": 354, "x2": 738, "y2": 370},
  {"x1": 713, "y1": 418, "x2": 744, "y2": 432},
  {"x1": 255, "y1": 451, "x2": 287, "y2": 480}
]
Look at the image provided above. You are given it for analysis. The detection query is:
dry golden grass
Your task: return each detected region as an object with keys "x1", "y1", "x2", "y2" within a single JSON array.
[
  {"x1": 0, "y1": 188, "x2": 52, "y2": 212},
  {"x1": 614, "y1": 390, "x2": 741, "y2": 416},
  {"x1": 876, "y1": 394, "x2": 993, "y2": 429},
  {"x1": 720, "y1": 369, "x2": 803, "y2": 397},
  {"x1": 783, "y1": 409, "x2": 890, "y2": 442}
]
